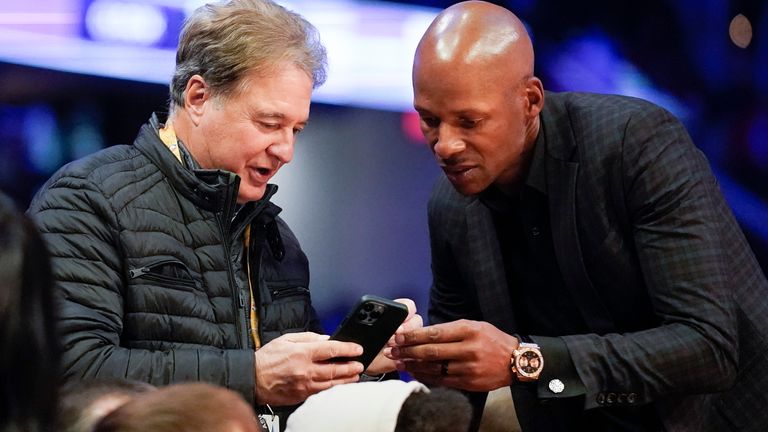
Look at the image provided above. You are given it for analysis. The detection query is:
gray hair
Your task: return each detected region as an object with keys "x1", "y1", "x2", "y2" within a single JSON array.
[{"x1": 169, "y1": 0, "x2": 327, "y2": 110}]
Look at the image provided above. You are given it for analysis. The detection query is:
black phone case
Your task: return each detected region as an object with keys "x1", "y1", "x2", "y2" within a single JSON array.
[{"x1": 330, "y1": 295, "x2": 409, "y2": 369}]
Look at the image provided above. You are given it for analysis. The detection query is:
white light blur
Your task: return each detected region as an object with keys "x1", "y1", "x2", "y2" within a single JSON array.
[
  {"x1": 0, "y1": 0, "x2": 439, "y2": 112},
  {"x1": 85, "y1": 0, "x2": 168, "y2": 46}
]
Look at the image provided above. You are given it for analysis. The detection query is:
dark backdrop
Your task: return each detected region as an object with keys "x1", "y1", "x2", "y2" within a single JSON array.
[{"x1": 1, "y1": 0, "x2": 765, "y2": 328}]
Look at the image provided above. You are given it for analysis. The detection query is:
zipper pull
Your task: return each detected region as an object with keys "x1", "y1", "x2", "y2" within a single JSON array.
[
  {"x1": 129, "y1": 267, "x2": 150, "y2": 279},
  {"x1": 239, "y1": 292, "x2": 245, "y2": 308}
]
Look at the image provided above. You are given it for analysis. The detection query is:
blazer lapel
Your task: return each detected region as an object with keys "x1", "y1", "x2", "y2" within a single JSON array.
[
  {"x1": 463, "y1": 199, "x2": 517, "y2": 335},
  {"x1": 545, "y1": 135, "x2": 616, "y2": 334}
]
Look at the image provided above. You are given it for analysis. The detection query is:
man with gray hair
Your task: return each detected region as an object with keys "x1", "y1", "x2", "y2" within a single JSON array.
[{"x1": 28, "y1": 0, "x2": 418, "y2": 426}]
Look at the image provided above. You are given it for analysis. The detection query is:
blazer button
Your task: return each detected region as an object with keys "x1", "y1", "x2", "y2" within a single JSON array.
[
  {"x1": 606, "y1": 393, "x2": 616, "y2": 404},
  {"x1": 627, "y1": 393, "x2": 637, "y2": 404},
  {"x1": 596, "y1": 393, "x2": 606, "y2": 405},
  {"x1": 531, "y1": 226, "x2": 541, "y2": 237}
]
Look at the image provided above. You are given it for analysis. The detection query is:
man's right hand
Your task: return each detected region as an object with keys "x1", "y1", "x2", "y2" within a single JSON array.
[{"x1": 253, "y1": 332, "x2": 365, "y2": 405}]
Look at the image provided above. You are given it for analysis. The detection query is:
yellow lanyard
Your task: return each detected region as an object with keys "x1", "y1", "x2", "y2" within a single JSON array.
[
  {"x1": 244, "y1": 225, "x2": 261, "y2": 348},
  {"x1": 158, "y1": 122, "x2": 183, "y2": 163}
]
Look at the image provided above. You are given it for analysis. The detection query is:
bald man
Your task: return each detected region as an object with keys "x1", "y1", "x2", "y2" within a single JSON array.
[{"x1": 390, "y1": 2, "x2": 768, "y2": 431}]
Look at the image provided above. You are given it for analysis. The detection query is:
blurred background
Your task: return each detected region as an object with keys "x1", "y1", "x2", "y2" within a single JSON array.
[{"x1": 1, "y1": 0, "x2": 766, "y2": 331}]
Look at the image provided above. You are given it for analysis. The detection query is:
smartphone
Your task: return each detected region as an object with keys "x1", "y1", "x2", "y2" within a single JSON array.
[{"x1": 329, "y1": 295, "x2": 409, "y2": 370}]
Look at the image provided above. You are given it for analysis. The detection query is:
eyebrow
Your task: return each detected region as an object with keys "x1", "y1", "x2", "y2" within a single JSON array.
[
  {"x1": 253, "y1": 111, "x2": 308, "y2": 126},
  {"x1": 453, "y1": 110, "x2": 483, "y2": 117},
  {"x1": 254, "y1": 111, "x2": 285, "y2": 120}
]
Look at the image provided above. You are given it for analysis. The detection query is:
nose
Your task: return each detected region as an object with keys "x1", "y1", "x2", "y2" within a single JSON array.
[
  {"x1": 432, "y1": 125, "x2": 465, "y2": 160},
  {"x1": 267, "y1": 130, "x2": 295, "y2": 164}
]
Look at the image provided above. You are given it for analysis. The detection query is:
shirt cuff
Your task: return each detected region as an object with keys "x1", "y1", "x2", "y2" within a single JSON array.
[{"x1": 529, "y1": 335, "x2": 586, "y2": 399}]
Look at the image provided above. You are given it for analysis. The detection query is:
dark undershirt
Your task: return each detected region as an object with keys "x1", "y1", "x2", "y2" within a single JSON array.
[
  {"x1": 483, "y1": 186, "x2": 587, "y2": 338},
  {"x1": 482, "y1": 186, "x2": 662, "y2": 432}
]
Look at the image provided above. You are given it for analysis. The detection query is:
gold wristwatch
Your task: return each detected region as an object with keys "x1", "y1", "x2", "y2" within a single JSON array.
[{"x1": 511, "y1": 342, "x2": 543, "y2": 382}]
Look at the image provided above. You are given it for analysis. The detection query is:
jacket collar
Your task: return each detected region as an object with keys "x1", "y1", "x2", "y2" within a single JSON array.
[
  {"x1": 135, "y1": 113, "x2": 278, "y2": 214},
  {"x1": 539, "y1": 91, "x2": 579, "y2": 163}
]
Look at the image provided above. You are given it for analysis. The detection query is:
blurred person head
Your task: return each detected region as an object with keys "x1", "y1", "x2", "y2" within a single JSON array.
[
  {"x1": 93, "y1": 382, "x2": 260, "y2": 432},
  {"x1": 412, "y1": 0, "x2": 544, "y2": 196},
  {"x1": 395, "y1": 387, "x2": 473, "y2": 432},
  {"x1": 0, "y1": 191, "x2": 59, "y2": 431},
  {"x1": 285, "y1": 380, "x2": 473, "y2": 432},
  {"x1": 56, "y1": 379, "x2": 156, "y2": 432},
  {"x1": 168, "y1": 0, "x2": 328, "y2": 203}
]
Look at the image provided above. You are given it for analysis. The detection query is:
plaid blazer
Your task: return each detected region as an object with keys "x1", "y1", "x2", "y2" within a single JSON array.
[{"x1": 427, "y1": 92, "x2": 768, "y2": 431}]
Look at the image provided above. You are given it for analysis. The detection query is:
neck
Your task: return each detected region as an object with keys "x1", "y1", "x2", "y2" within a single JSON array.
[
  {"x1": 166, "y1": 109, "x2": 202, "y2": 166},
  {"x1": 495, "y1": 116, "x2": 540, "y2": 196}
]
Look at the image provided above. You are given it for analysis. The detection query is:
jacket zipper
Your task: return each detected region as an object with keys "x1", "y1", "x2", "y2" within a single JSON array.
[
  {"x1": 128, "y1": 259, "x2": 199, "y2": 288},
  {"x1": 270, "y1": 286, "x2": 310, "y2": 299},
  {"x1": 217, "y1": 216, "x2": 249, "y2": 351},
  {"x1": 216, "y1": 179, "x2": 279, "y2": 350},
  {"x1": 205, "y1": 171, "x2": 247, "y2": 350},
  {"x1": 230, "y1": 185, "x2": 278, "y2": 348}
]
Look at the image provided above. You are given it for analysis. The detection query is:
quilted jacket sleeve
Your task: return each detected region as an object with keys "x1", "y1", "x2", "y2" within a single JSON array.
[{"x1": 28, "y1": 173, "x2": 256, "y2": 403}]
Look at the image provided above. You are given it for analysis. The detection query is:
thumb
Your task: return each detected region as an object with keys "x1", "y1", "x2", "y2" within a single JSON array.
[{"x1": 279, "y1": 332, "x2": 326, "y2": 343}]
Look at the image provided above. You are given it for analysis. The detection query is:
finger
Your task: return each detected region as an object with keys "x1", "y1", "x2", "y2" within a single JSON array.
[
  {"x1": 279, "y1": 332, "x2": 326, "y2": 343},
  {"x1": 388, "y1": 313, "x2": 424, "y2": 347},
  {"x1": 394, "y1": 298, "x2": 417, "y2": 317},
  {"x1": 366, "y1": 353, "x2": 396, "y2": 375},
  {"x1": 395, "y1": 322, "x2": 464, "y2": 346},
  {"x1": 399, "y1": 359, "x2": 445, "y2": 377},
  {"x1": 312, "y1": 340, "x2": 363, "y2": 361},
  {"x1": 399, "y1": 313, "x2": 423, "y2": 334},
  {"x1": 391, "y1": 340, "x2": 467, "y2": 361},
  {"x1": 381, "y1": 346, "x2": 393, "y2": 358},
  {"x1": 313, "y1": 361, "x2": 365, "y2": 381},
  {"x1": 309, "y1": 373, "x2": 361, "y2": 395},
  {"x1": 401, "y1": 361, "x2": 453, "y2": 388}
]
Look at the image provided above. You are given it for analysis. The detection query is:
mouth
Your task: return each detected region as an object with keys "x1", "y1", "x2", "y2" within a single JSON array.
[
  {"x1": 249, "y1": 166, "x2": 276, "y2": 184},
  {"x1": 442, "y1": 164, "x2": 474, "y2": 176},
  {"x1": 442, "y1": 164, "x2": 472, "y2": 173},
  {"x1": 440, "y1": 162, "x2": 478, "y2": 187}
]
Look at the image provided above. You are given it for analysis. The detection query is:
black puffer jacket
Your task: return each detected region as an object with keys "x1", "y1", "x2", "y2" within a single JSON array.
[{"x1": 28, "y1": 114, "x2": 321, "y2": 404}]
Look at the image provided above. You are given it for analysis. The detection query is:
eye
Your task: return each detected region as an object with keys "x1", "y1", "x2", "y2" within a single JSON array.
[
  {"x1": 420, "y1": 116, "x2": 440, "y2": 129},
  {"x1": 260, "y1": 122, "x2": 280, "y2": 131},
  {"x1": 293, "y1": 127, "x2": 304, "y2": 136},
  {"x1": 458, "y1": 118, "x2": 480, "y2": 129}
]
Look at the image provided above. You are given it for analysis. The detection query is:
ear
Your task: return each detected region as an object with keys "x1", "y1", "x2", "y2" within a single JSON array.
[
  {"x1": 524, "y1": 77, "x2": 544, "y2": 118},
  {"x1": 183, "y1": 75, "x2": 211, "y2": 126}
]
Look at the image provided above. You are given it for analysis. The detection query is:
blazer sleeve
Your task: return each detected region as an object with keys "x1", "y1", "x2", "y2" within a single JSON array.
[
  {"x1": 561, "y1": 105, "x2": 739, "y2": 409},
  {"x1": 28, "y1": 174, "x2": 257, "y2": 403}
]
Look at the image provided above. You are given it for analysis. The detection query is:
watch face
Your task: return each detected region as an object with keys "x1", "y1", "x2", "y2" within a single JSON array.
[{"x1": 518, "y1": 350, "x2": 542, "y2": 376}]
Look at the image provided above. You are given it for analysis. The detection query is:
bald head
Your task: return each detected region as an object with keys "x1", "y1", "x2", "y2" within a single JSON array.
[
  {"x1": 416, "y1": 1, "x2": 534, "y2": 79},
  {"x1": 412, "y1": 1, "x2": 544, "y2": 196}
]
